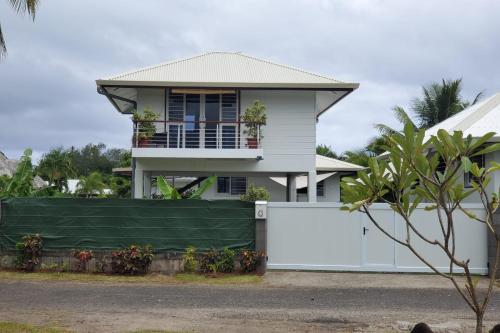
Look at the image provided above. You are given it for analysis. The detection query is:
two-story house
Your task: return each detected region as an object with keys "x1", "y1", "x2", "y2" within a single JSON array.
[{"x1": 96, "y1": 52, "x2": 359, "y2": 201}]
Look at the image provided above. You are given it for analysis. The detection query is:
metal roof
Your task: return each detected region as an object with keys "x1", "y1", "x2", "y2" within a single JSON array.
[
  {"x1": 424, "y1": 92, "x2": 500, "y2": 141},
  {"x1": 96, "y1": 52, "x2": 359, "y2": 89},
  {"x1": 315, "y1": 154, "x2": 365, "y2": 172}
]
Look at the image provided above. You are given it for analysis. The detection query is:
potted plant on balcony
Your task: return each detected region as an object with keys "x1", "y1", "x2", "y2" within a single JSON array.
[
  {"x1": 132, "y1": 107, "x2": 159, "y2": 147},
  {"x1": 241, "y1": 100, "x2": 266, "y2": 149}
]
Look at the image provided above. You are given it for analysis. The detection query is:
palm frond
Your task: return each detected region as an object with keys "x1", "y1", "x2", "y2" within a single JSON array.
[
  {"x1": 374, "y1": 123, "x2": 397, "y2": 136},
  {"x1": 9, "y1": 0, "x2": 40, "y2": 20},
  {"x1": 471, "y1": 91, "x2": 484, "y2": 105},
  {"x1": 0, "y1": 24, "x2": 6, "y2": 59}
]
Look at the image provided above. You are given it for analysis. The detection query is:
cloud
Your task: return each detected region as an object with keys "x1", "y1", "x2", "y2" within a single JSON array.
[{"x1": 0, "y1": 0, "x2": 499, "y2": 159}]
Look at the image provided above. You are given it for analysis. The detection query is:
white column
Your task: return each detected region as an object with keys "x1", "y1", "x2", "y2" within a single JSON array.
[
  {"x1": 287, "y1": 174, "x2": 297, "y2": 202},
  {"x1": 308, "y1": 171, "x2": 317, "y2": 203},
  {"x1": 143, "y1": 171, "x2": 152, "y2": 199},
  {"x1": 134, "y1": 169, "x2": 144, "y2": 199}
]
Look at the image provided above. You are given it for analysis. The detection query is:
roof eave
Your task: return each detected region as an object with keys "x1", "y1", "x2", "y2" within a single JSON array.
[{"x1": 96, "y1": 80, "x2": 359, "y2": 90}]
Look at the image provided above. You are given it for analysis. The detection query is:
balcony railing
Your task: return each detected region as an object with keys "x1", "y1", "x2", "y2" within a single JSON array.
[{"x1": 132, "y1": 120, "x2": 262, "y2": 149}]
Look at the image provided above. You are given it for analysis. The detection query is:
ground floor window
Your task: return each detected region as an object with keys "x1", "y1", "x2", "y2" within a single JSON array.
[
  {"x1": 217, "y1": 176, "x2": 247, "y2": 195},
  {"x1": 464, "y1": 154, "x2": 485, "y2": 188}
]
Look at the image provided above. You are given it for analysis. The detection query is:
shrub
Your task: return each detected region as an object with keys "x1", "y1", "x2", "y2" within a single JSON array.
[
  {"x1": 111, "y1": 245, "x2": 154, "y2": 275},
  {"x1": 199, "y1": 248, "x2": 235, "y2": 274},
  {"x1": 219, "y1": 247, "x2": 235, "y2": 273},
  {"x1": 239, "y1": 249, "x2": 265, "y2": 273},
  {"x1": 240, "y1": 184, "x2": 270, "y2": 202},
  {"x1": 15, "y1": 234, "x2": 43, "y2": 272},
  {"x1": 72, "y1": 249, "x2": 94, "y2": 272},
  {"x1": 182, "y1": 246, "x2": 197, "y2": 273},
  {"x1": 199, "y1": 248, "x2": 220, "y2": 274}
]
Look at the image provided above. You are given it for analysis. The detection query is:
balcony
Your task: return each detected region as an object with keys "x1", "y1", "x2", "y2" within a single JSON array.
[{"x1": 131, "y1": 120, "x2": 264, "y2": 159}]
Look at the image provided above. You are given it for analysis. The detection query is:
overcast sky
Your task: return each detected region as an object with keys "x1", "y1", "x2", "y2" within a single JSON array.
[{"x1": 1, "y1": 0, "x2": 499, "y2": 161}]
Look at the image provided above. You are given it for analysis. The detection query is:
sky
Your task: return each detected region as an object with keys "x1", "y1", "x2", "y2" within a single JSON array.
[{"x1": 1, "y1": 0, "x2": 500, "y2": 161}]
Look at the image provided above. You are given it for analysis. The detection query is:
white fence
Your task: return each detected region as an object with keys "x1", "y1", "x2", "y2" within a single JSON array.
[{"x1": 266, "y1": 202, "x2": 489, "y2": 274}]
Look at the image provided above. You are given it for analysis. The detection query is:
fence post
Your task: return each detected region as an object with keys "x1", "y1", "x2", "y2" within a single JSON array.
[
  {"x1": 490, "y1": 210, "x2": 500, "y2": 277},
  {"x1": 255, "y1": 201, "x2": 267, "y2": 275}
]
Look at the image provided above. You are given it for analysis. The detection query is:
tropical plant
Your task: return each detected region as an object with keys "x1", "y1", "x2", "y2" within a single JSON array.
[
  {"x1": 111, "y1": 244, "x2": 154, "y2": 275},
  {"x1": 239, "y1": 249, "x2": 265, "y2": 273},
  {"x1": 375, "y1": 79, "x2": 482, "y2": 135},
  {"x1": 1, "y1": 0, "x2": 40, "y2": 58},
  {"x1": 66, "y1": 143, "x2": 129, "y2": 177},
  {"x1": 0, "y1": 148, "x2": 41, "y2": 197},
  {"x1": 341, "y1": 124, "x2": 500, "y2": 333},
  {"x1": 240, "y1": 184, "x2": 270, "y2": 202},
  {"x1": 72, "y1": 249, "x2": 93, "y2": 272},
  {"x1": 241, "y1": 100, "x2": 267, "y2": 140},
  {"x1": 182, "y1": 246, "x2": 197, "y2": 273},
  {"x1": 156, "y1": 176, "x2": 216, "y2": 200},
  {"x1": 76, "y1": 171, "x2": 106, "y2": 198},
  {"x1": 109, "y1": 176, "x2": 131, "y2": 198},
  {"x1": 132, "y1": 107, "x2": 160, "y2": 141},
  {"x1": 316, "y1": 144, "x2": 339, "y2": 159},
  {"x1": 36, "y1": 147, "x2": 76, "y2": 192},
  {"x1": 15, "y1": 234, "x2": 43, "y2": 272}
]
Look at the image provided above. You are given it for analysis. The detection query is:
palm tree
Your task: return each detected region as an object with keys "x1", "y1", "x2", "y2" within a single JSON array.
[
  {"x1": 1, "y1": 0, "x2": 40, "y2": 58},
  {"x1": 76, "y1": 171, "x2": 106, "y2": 198},
  {"x1": 36, "y1": 147, "x2": 76, "y2": 192},
  {"x1": 375, "y1": 79, "x2": 482, "y2": 134}
]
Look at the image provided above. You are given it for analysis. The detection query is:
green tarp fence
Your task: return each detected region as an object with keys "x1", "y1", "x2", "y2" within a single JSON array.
[{"x1": 0, "y1": 198, "x2": 255, "y2": 252}]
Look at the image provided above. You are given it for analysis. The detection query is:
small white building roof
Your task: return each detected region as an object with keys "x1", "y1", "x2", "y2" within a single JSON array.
[
  {"x1": 315, "y1": 154, "x2": 365, "y2": 172},
  {"x1": 424, "y1": 92, "x2": 500, "y2": 141},
  {"x1": 270, "y1": 155, "x2": 364, "y2": 188}
]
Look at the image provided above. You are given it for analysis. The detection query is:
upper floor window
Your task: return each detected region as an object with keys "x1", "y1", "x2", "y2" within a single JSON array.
[
  {"x1": 464, "y1": 154, "x2": 485, "y2": 188},
  {"x1": 217, "y1": 176, "x2": 247, "y2": 195}
]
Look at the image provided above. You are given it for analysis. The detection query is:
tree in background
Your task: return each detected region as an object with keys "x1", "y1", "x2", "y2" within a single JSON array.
[
  {"x1": 316, "y1": 144, "x2": 339, "y2": 159},
  {"x1": 1, "y1": 0, "x2": 40, "y2": 58},
  {"x1": 76, "y1": 171, "x2": 106, "y2": 198},
  {"x1": 375, "y1": 79, "x2": 482, "y2": 135},
  {"x1": 341, "y1": 125, "x2": 500, "y2": 333},
  {"x1": 109, "y1": 176, "x2": 131, "y2": 198},
  {"x1": 341, "y1": 79, "x2": 483, "y2": 166},
  {"x1": 36, "y1": 147, "x2": 75, "y2": 192}
]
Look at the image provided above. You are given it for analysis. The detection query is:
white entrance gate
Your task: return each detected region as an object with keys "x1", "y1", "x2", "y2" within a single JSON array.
[{"x1": 266, "y1": 202, "x2": 488, "y2": 274}]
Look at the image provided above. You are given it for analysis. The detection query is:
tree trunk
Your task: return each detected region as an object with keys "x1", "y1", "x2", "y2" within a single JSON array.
[{"x1": 475, "y1": 311, "x2": 484, "y2": 333}]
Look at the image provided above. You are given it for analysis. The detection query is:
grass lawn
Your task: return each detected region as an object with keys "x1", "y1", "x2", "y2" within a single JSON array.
[
  {"x1": 0, "y1": 322, "x2": 70, "y2": 333},
  {"x1": 0, "y1": 270, "x2": 261, "y2": 285}
]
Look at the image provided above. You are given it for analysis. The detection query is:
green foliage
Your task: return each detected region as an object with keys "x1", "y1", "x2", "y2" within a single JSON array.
[
  {"x1": 109, "y1": 176, "x2": 131, "y2": 198},
  {"x1": 36, "y1": 147, "x2": 76, "y2": 192},
  {"x1": 341, "y1": 124, "x2": 500, "y2": 333},
  {"x1": 316, "y1": 144, "x2": 339, "y2": 159},
  {"x1": 132, "y1": 107, "x2": 160, "y2": 140},
  {"x1": 76, "y1": 171, "x2": 106, "y2": 198},
  {"x1": 15, "y1": 234, "x2": 43, "y2": 272},
  {"x1": 111, "y1": 245, "x2": 154, "y2": 275},
  {"x1": 240, "y1": 184, "x2": 270, "y2": 202},
  {"x1": 241, "y1": 100, "x2": 267, "y2": 139},
  {"x1": 0, "y1": 148, "x2": 44, "y2": 198},
  {"x1": 182, "y1": 246, "x2": 197, "y2": 273},
  {"x1": 156, "y1": 176, "x2": 216, "y2": 200},
  {"x1": 239, "y1": 249, "x2": 265, "y2": 273},
  {"x1": 72, "y1": 249, "x2": 94, "y2": 272},
  {"x1": 199, "y1": 248, "x2": 236, "y2": 274},
  {"x1": 66, "y1": 143, "x2": 129, "y2": 178}
]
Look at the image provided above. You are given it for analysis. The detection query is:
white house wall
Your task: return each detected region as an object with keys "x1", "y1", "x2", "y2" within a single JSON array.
[{"x1": 133, "y1": 89, "x2": 317, "y2": 174}]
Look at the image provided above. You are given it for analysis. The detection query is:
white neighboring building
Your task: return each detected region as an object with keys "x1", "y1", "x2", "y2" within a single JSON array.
[
  {"x1": 422, "y1": 92, "x2": 500, "y2": 203},
  {"x1": 96, "y1": 52, "x2": 359, "y2": 202}
]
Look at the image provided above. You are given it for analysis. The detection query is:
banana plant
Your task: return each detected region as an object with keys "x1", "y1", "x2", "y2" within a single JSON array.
[{"x1": 156, "y1": 176, "x2": 216, "y2": 200}]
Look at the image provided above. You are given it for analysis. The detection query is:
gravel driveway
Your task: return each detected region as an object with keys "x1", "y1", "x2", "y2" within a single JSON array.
[{"x1": 0, "y1": 273, "x2": 498, "y2": 332}]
